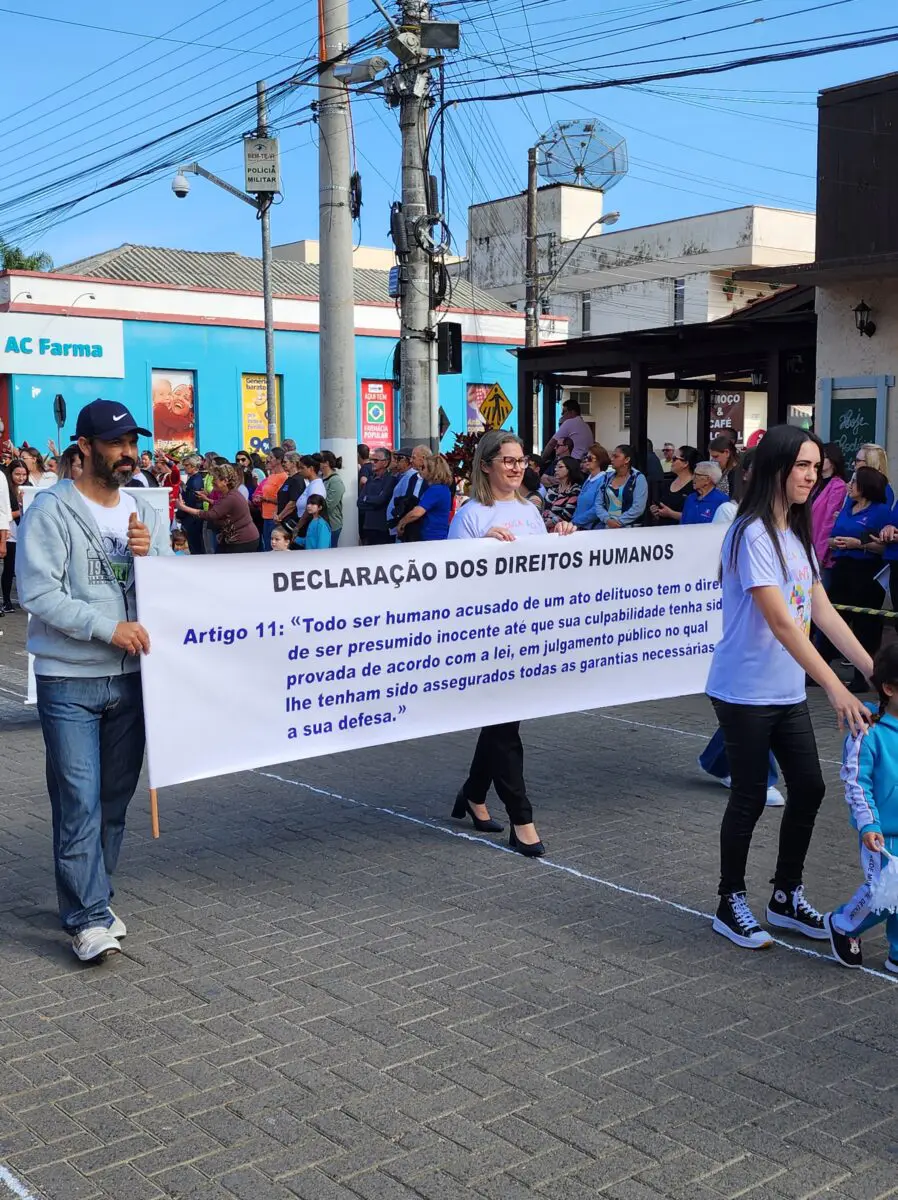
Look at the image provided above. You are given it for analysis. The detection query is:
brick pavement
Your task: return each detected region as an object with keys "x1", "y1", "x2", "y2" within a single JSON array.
[{"x1": 1, "y1": 607, "x2": 898, "y2": 1200}]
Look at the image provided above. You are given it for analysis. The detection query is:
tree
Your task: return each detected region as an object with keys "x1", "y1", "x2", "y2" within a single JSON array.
[{"x1": 0, "y1": 239, "x2": 53, "y2": 271}]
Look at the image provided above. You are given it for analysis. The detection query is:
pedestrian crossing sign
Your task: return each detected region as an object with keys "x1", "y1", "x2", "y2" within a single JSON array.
[{"x1": 479, "y1": 383, "x2": 512, "y2": 429}]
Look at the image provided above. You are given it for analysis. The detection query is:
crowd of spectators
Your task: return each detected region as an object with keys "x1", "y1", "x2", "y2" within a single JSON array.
[{"x1": 2, "y1": 413, "x2": 896, "y2": 700}]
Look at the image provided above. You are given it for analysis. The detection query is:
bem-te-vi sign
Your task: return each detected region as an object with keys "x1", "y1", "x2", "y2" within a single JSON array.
[{"x1": 0, "y1": 314, "x2": 125, "y2": 378}]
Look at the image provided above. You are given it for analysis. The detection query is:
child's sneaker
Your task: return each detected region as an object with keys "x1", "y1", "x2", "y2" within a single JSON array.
[
  {"x1": 713, "y1": 892, "x2": 773, "y2": 949},
  {"x1": 884, "y1": 957, "x2": 898, "y2": 975},
  {"x1": 824, "y1": 912, "x2": 863, "y2": 969},
  {"x1": 766, "y1": 885, "x2": 828, "y2": 939}
]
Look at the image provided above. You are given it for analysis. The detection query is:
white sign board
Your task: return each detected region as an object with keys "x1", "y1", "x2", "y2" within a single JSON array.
[
  {"x1": 0, "y1": 314, "x2": 125, "y2": 378},
  {"x1": 243, "y1": 136, "x2": 281, "y2": 193},
  {"x1": 136, "y1": 526, "x2": 725, "y2": 790},
  {"x1": 21, "y1": 485, "x2": 172, "y2": 704}
]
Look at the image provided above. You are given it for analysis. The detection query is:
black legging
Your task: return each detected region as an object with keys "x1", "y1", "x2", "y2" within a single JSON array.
[
  {"x1": 1, "y1": 541, "x2": 15, "y2": 606},
  {"x1": 461, "y1": 721, "x2": 533, "y2": 826},
  {"x1": 713, "y1": 699, "x2": 825, "y2": 896},
  {"x1": 220, "y1": 538, "x2": 260, "y2": 554},
  {"x1": 820, "y1": 555, "x2": 884, "y2": 679}
]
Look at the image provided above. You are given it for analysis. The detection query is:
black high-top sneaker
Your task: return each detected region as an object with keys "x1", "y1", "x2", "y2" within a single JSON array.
[
  {"x1": 766, "y1": 885, "x2": 828, "y2": 939},
  {"x1": 713, "y1": 892, "x2": 773, "y2": 949}
]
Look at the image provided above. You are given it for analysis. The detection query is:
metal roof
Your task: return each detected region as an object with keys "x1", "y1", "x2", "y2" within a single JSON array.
[{"x1": 55, "y1": 243, "x2": 513, "y2": 314}]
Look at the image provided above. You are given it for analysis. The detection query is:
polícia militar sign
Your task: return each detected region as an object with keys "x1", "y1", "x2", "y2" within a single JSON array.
[{"x1": 0, "y1": 313, "x2": 124, "y2": 378}]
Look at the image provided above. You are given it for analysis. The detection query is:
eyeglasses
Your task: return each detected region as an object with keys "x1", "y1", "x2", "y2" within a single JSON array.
[
  {"x1": 497, "y1": 456, "x2": 526, "y2": 469},
  {"x1": 672, "y1": 455, "x2": 685, "y2": 462},
  {"x1": 583, "y1": 455, "x2": 595, "y2": 462}
]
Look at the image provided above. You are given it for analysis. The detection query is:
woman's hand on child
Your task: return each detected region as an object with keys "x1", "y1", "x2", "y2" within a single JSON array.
[
  {"x1": 826, "y1": 681, "x2": 873, "y2": 737},
  {"x1": 863, "y1": 831, "x2": 885, "y2": 852}
]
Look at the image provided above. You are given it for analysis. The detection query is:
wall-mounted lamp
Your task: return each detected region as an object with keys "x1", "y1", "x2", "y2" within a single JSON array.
[
  {"x1": 11, "y1": 290, "x2": 32, "y2": 303},
  {"x1": 68, "y1": 292, "x2": 96, "y2": 311},
  {"x1": 853, "y1": 300, "x2": 876, "y2": 338}
]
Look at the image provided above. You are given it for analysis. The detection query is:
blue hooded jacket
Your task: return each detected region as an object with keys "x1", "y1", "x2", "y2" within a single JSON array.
[{"x1": 841, "y1": 711, "x2": 898, "y2": 837}]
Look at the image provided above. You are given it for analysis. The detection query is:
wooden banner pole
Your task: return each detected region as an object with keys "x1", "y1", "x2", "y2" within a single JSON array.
[{"x1": 149, "y1": 789, "x2": 160, "y2": 839}]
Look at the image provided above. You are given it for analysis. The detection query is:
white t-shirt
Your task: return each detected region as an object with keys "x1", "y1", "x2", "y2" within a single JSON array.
[
  {"x1": 295, "y1": 477, "x2": 326, "y2": 519},
  {"x1": 80, "y1": 491, "x2": 138, "y2": 586},
  {"x1": 706, "y1": 519, "x2": 814, "y2": 706},
  {"x1": 448, "y1": 497, "x2": 547, "y2": 540}
]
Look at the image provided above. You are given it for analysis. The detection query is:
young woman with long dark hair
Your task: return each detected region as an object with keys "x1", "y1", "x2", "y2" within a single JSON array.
[{"x1": 706, "y1": 425, "x2": 874, "y2": 950}]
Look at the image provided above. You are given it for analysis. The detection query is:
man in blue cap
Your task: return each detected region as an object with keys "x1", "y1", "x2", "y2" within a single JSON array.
[{"x1": 17, "y1": 400, "x2": 171, "y2": 963}]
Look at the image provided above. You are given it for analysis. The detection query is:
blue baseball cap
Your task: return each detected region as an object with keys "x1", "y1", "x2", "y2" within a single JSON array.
[{"x1": 72, "y1": 399, "x2": 151, "y2": 442}]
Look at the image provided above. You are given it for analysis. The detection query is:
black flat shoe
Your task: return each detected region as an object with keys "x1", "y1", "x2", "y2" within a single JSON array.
[
  {"x1": 509, "y1": 826, "x2": 545, "y2": 858},
  {"x1": 450, "y1": 790, "x2": 504, "y2": 833}
]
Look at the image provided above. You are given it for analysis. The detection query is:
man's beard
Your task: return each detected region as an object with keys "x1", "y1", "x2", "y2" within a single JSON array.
[{"x1": 93, "y1": 455, "x2": 135, "y2": 489}]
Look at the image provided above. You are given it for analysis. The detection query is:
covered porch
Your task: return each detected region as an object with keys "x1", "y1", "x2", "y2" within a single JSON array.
[{"x1": 515, "y1": 285, "x2": 816, "y2": 458}]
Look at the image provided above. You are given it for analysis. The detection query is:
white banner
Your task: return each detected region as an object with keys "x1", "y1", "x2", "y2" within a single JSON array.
[
  {"x1": 136, "y1": 526, "x2": 725, "y2": 790},
  {"x1": 0, "y1": 313, "x2": 124, "y2": 378}
]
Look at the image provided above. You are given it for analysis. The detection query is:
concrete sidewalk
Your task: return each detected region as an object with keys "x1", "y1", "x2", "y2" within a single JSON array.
[{"x1": 1, "y1": 609, "x2": 897, "y2": 1200}]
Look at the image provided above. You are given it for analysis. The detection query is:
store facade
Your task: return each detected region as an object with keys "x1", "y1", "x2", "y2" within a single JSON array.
[{"x1": 0, "y1": 257, "x2": 538, "y2": 454}]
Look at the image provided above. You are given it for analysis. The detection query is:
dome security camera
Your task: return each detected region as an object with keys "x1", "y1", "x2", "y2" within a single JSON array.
[{"x1": 171, "y1": 173, "x2": 191, "y2": 199}]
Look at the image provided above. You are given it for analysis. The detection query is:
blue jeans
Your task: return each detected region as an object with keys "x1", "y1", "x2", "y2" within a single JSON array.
[
  {"x1": 700, "y1": 726, "x2": 778, "y2": 788},
  {"x1": 36, "y1": 673, "x2": 146, "y2": 935},
  {"x1": 331, "y1": 528, "x2": 341, "y2": 548},
  {"x1": 262, "y1": 518, "x2": 275, "y2": 551}
]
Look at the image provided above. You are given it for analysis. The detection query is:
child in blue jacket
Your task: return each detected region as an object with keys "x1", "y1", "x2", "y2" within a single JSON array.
[
  {"x1": 292, "y1": 494, "x2": 332, "y2": 551},
  {"x1": 825, "y1": 642, "x2": 898, "y2": 972}
]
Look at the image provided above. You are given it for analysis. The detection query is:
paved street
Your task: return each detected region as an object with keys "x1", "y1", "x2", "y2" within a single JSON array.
[{"x1": 1, "y1": 609, "x2": 897, "y2": 1200}]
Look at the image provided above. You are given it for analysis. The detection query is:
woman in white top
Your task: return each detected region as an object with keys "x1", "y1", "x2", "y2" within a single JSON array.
[
  {"x1": 295, "y1": 455, "x2": 326, "y2": 522},
  {"x1": 447, "y1": 430, "x2": 574, "y2": 856},
  {"x1": 706, "y1": 425, "x2": 873, "y2": 951},
  {"x1": 21, "y1": 447, "x2": 57, "y2": 488}
]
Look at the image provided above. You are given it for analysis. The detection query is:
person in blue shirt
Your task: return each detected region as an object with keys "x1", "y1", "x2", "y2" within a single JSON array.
[
  {"x1": 820, "y1": 466, "x2": 891, "y2": 694},
  {"x1": 571, "y1": 443, "x2": 610, "y2": 530},
  {"x1": 396, "y1": 454, "x2": 453, "y2": 542},
  {"x1": 292, "y1": 495, "x2": 332, "y2": 550},
  {"x1": 825, "y1": 642, "x2": 898, "y2": 972},
  {"x1": 681, "y1": 461, "x2": 730, "y2": 524}
]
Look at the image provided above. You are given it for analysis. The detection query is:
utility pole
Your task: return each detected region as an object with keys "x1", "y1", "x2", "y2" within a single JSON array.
[
  {"x1": 256, "y1": 81, "x2": 278, "y2": 451},
  {"x1": 524, "y1": 145, "x2": 539, "y2": 350},
  {"x1": 398, "y1": 0, "x2": 434, "y2": 448},
  {"x1": 318, "y1": 0, "x2": 359, "y2": 542}
]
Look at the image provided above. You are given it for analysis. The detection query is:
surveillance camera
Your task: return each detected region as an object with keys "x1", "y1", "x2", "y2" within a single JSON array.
[
  {"x1": 334, "y1": 55, "x2": 390, "y2": 84},
  {"x1": 171, "y1": 173, "x2": 190, "y2": 199}
]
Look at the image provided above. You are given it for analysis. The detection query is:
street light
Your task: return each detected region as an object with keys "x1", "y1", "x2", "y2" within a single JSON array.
[
  {"x1": 171, "y1": 82, "x2": 280, "y2": 450},
  {"x1": 536, "y1": 211, "x2": 621, "y2": 307}
]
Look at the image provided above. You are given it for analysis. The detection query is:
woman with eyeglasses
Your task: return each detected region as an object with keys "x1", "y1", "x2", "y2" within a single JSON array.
[
  {"x1": 542, "y1": 456, "x2": 583, "y2": 530},
  {"x1": 651, "y1": 445, "x2": 698, "y2": 525},
  {"x1": 570, "y1": 443, "x2": 610, "y2": 530},
  {"x1": 448, "y1": 430, "x2": 574, "y2": 857}
]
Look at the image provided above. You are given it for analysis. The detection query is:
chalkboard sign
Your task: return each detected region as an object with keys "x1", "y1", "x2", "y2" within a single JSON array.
[{"x1": 830, "y1": 394, "x2": 877, "y2": 462}]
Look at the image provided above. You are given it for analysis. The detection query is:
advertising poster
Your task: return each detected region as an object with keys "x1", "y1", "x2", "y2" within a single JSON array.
[
  {"x1": 152, "y1": 370, "x2": 196, "y2": 453},
  {"x1": 360, "y1": 380, "x2": 394, "y2": 448},
  {"x1": 709, "y1": 390, "x2": 745, "y2": 443},
  {"x1": 241, "y1": 374, "x2": 281, "y2": 455},
  {"x1": 466, "y1": 383, "x2": 489, "y2": 433}
]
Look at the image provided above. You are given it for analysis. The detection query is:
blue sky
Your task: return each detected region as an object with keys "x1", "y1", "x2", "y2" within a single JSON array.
[{"x1": 1, "y1": 0, "x2": 896, "y2": 269}]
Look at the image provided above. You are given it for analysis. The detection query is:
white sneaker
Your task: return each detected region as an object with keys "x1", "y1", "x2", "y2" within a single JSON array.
[
  {"x1": 765, "y1": 786, "x2": 785, "y2": 807},
  {"x1": 107, "y1": 909, "x2": 127, "y2": 939},
  {"x1": 72, "y1": 925, "x2": 121, "y2": 963}
]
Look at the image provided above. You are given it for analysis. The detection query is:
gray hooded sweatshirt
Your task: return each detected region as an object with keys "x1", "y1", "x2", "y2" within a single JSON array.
[{"x1": 17, "y1": 479, "x2": 171, "y2": 678}]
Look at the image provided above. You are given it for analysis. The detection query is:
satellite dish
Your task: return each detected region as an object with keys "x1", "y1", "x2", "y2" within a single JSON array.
[{"x1": 537, "y1": 119, "x2": 628, "y2": 191}]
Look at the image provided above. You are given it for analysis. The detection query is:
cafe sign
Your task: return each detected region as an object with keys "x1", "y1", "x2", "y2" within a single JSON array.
[{"x1": 0, "y1": 313, "x2": 124, "y2": 378}]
